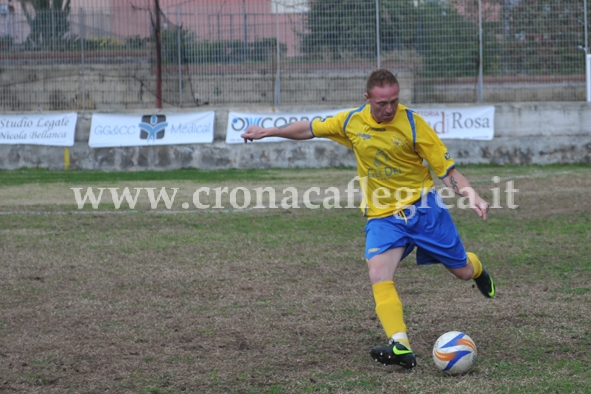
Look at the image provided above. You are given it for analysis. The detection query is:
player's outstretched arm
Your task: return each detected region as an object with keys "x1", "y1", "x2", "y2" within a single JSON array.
[
  {"x1": 241, "y1": 120, "x2": 313, "y2": 143},
  {"x1": 442, "y1": 168, "x2": 489, "y2": 221}
]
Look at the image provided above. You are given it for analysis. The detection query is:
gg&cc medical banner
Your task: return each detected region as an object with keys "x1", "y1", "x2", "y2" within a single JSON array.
[
  {"x1": 0, "y1": 113, "x2": 77, "y2": 146},
  {"x1": 89, "y1": 111, "x2": 215, "y2": 148}
]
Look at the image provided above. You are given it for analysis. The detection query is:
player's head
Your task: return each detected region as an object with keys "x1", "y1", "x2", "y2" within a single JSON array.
[{"x1": 364, "y1": 69, "x2": 399, "y2": 123}]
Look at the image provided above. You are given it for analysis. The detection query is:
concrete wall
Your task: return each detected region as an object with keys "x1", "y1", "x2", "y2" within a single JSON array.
[
  {"x1": 2, "y1": 64, "x2": 586, "y2": 112},
  {"x1": 0, "y1": 65, "x2": 414, "y2": 111},
  {"x1": 1, "y1": 101, "x2": 590, "y2": 170}
]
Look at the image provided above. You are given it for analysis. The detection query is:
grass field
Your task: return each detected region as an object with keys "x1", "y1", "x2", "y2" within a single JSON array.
[{"x1": 0, "y1": 164, "x2": 590, "y2": 393}]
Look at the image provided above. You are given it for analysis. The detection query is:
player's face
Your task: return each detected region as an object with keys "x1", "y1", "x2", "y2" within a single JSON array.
[{"x1": 364, "y1": 83, "x2": 399, "y2": 123}]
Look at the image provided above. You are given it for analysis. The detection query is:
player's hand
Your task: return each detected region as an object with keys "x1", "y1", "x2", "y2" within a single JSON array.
[
  {"x1": 472, "y1": 196, "x2": 489, "y2": 221},
  {"x1": 241, "y1": 125, "x2": 266, "y2": 143}
]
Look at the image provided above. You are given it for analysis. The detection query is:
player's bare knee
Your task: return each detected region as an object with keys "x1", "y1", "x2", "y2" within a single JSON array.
[
  {"x1": 368, "y1": 269, "x2": 389, "y2": 284},
  {"x1": 449, "y1": 266, "x2": 473, "y2": 281},
  {"x1": 455, "y1": 270, "x2": 473, "y2": 281}
]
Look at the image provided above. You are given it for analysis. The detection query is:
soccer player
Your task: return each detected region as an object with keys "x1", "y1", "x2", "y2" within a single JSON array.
[{"x1": 240, "y1": 69, "x2": 495, "y2": 369}]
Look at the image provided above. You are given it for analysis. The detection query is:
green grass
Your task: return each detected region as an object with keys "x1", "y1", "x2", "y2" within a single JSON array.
[
  {"x1": 0, "y1": 163, "x2": 588, "y2": 186},
  {"x1": 0, "y1": 164, "x2": 590, "y2": 393},
  {"x1": 0, "y1": 167, "x2": 330, "y2": 186}
]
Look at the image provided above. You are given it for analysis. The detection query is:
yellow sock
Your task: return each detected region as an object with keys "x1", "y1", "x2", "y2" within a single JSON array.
[
  {"x1": 372, "y1": 280, "x2": 410, "y2": 348},
  {"x1": 467, "y1": 252, "x2": 483, "y2": 279}
]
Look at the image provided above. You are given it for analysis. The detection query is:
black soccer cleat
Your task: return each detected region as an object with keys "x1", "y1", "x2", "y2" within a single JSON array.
[
  {"x1": 370, "y1": 339, "x2": 416, "y2": 369},
  {"x1": 474, "y1": 269, "x2": 495, "y2": 298}
]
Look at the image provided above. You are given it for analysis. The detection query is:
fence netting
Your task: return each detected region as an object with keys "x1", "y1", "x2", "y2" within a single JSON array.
[{"x1": 0, "y1": 0, "x2": 588, "y2": 111}]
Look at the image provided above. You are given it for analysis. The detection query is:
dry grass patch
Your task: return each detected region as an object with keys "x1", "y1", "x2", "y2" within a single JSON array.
[{"x1": 0, "y1": 165, "x2": 590, "y2": 393}]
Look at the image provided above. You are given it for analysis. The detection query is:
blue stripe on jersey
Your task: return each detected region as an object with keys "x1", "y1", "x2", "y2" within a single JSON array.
[
  {"x1": 405, "y1": 109, "x2": 416, "y2": 152},
  {"x1": 343, "y1": 105, "x2": 366, "y2": 137},
  {"x1": 439, "y1": 164, "x2": 457, "y2": 179}
]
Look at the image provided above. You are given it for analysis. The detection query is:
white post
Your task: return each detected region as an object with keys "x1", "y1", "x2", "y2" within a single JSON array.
[{"x1": 586, "y1": 54, "x2": 591, "y2": 103}]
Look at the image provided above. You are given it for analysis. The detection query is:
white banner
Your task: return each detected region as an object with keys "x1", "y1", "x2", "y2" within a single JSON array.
[
  {"x1": 227, "y1": 106, "x2": 495, "y2": 143},
  {"x1": 89, "y1": 111, "x2": 215, "y2": 148},
  {"x1": 0, "y1": 113, "x2": 77, "y2": 146},
  {"x1": 414, "y1": 106, "x2": 495, "y2": 140},
  {"x1": 226, "y1": 109, "x2": 346, "y2": 144}
]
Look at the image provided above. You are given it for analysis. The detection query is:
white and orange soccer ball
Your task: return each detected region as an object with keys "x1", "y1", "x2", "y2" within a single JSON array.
[{"x1": 432, "y1": 331, "x2": 477, "y2": 375}]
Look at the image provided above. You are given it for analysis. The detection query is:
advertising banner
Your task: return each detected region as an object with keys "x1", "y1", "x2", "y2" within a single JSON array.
[
  {"x1": 0, "y1": 113, "x2": 77, "y2": 146},
  {"x1": 89, "y1": 111, "x2": 215, "y2": 148},
  {"x1": 414, "y1": 106, "x2": 495, "y2": 140},
  {"x1": 225, "y1": 109, "x2": 346, "y2": 144},
  {"x1": 227, "y1": 106, "x2": 495, "y2": 143}
]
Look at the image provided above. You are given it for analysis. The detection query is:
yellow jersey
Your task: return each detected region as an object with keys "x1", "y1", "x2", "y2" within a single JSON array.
[{"x1": 310, "y1": 104, "x2": 456, "y2": 218}]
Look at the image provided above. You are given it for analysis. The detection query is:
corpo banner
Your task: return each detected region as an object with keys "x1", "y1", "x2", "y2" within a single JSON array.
[
  {"x1": 414, "y1": 106, "x2": 495, "y2": 140},
  {"x1": 89, "y1": 111, "x2": 215, "y2": 148},
  {"x1": 227, "y1": 106, "x2": 495, "y2": 143},
  {"x1": 226, "y1": 109, "x2": 346, "y2": 144},
  {"x1": 0, "y1": 113, "x2": 77, "y2": 146}
]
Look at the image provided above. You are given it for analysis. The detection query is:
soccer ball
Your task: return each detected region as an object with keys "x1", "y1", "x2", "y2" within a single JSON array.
[{"x1": 432, "y1": 331, "x2": 477, "y2": 375}]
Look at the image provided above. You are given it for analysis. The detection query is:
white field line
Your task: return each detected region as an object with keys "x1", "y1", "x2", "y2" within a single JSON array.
[{"x1": 0, "y1": 169, "x2": 585, "y2": 216}]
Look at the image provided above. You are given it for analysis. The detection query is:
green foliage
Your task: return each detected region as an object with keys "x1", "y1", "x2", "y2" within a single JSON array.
[
  {"x1": 161, "y1": 28, "x2": 193, "y2": 64},
  {"x1": 303, "y1": 0, "x2": 479, "y2": 77},
  {"x1": 19, "y1": 0, "x2": 72, "y2": 49},
  {"x1": 82, "y1": 36, "x2": 124, "y2": 51},
  {"x1": 185, "y1": 39, "x2": 242, "y2": 64},
  {"x1": 125, "y1": 35, "x2": 148, "y2": 50},
  {"x1": 410, "y1": 2, "x2": 479, "y2": 78},
  {"x1": 304, "y1": 0, "x2": 588, "y2": 77},
  {"x1": 302, "y1": 0, "x2": 377, "y2": 59},
  {"x1": 158, "y1": 25, "x2": 284, "y2": 64},
  {"x1": 500, "y1": 0, "x2": 587, "y2": 75},
  {"x1": 185, "y1": 38, "x2": 284, "y2": 64},
  {"x1": 0, "y1": 35, "x2": 13, "y2": 49}
]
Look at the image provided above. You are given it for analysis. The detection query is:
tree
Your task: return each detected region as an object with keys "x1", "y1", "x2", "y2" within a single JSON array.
[
  {"x1": 19, "y1": 0, "x2": 71, "y2": 49},
  {"x1": 409, "y1": 1, "x2": 480, "y2": 77},
  {"x1": 303, "y1": 0, "x2": 479, "y2": 77},
  {"x1": 501, "y1": 0, "x2": 587, "y2": 75},
  {"x1": 302, "y1": 0, "x2": 378, "y2": 59}
]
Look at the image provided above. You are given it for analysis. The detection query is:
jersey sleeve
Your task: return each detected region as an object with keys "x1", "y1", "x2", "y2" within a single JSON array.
[
  {"x1": 412, "y1": 112, "x2": 456, "y2": 179},
  {"x1": 310, "y1": 109, "x2": 353, "y2": 149}
]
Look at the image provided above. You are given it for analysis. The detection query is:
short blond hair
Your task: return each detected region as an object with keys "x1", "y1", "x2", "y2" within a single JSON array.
[{"x1": 366, "y1": 69, "x2": 399, "y2": 94}]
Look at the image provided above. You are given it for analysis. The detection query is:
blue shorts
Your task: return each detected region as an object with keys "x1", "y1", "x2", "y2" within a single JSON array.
[{"x1": 364, "y1": 190, "x2": 467, "y2": 269}]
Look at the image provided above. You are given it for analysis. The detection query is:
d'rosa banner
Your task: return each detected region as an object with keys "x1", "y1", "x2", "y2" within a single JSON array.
[
  {"x1": 226, "y1": 106, "x2": 494, "y2": 143},
  {"x1": 414, "y1": 106, "x2": 495, "y2": 140},
  {"x1": 89, "y1": 111, "x2": 215, "y2": 148},
  {"x1": 0, "y1": 113, "x2": 77, "y2": 146}
]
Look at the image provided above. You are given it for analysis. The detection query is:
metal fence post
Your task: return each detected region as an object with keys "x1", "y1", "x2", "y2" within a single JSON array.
[
  {"x1": 375, "y1": 0, "x2": 380, "y2": 69},
  {"x1": 243, "y1": 0, "x2": 248, "y2": 61},
  {"x1": 585, "y1": 0, "x2": 588, "y2": 56},
  {"x1": 177, "y1": 4, "x2": 183, "y2": 107},
  {"x1": 274, "y1": 3, "x2": 281, "y2": 106},
  {"x1": 80, "y1": 7, "x2": 86, "y2": 110},
  {"x1": 477, "y1": 0, "x2": 483, "y2": 102},
  {"x1": 583, "y1": 0, "x2": 589, "y2": 102},
  {"x1": 51, "y1": 8, "x2": 56, "y2": 51}
]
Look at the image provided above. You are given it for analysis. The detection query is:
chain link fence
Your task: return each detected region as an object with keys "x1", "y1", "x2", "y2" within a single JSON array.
[{"x1": 0, "y1": 0, "x2": 589, "y2": 111}]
